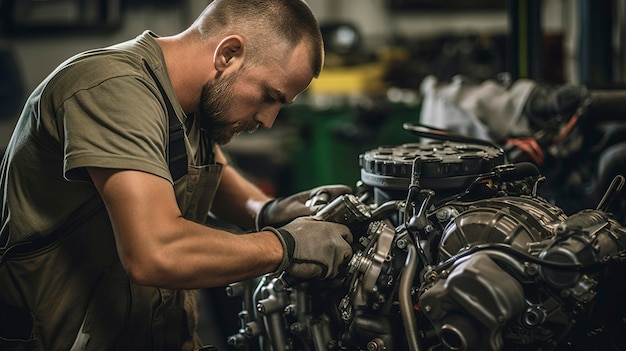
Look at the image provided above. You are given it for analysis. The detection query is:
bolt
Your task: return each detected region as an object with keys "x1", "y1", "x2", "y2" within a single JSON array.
[
  {"x1": 397, "y1": 239, "x2": 407, "y2": 249},
  {"x1": 341, "y1": 311, "x2": 351, "y2": 321},
  {"x1": 290, "y1": 322, "x2": 307, "y2": 335},
  {"x1": 525, "y1": 263, "x2": 538, "y2": 276},
  {"x1": 436, "y1": 209, "x2": 449, "y2": 221},
  {"x1": 367, "y1": 338, "x2": 385, "y2": 351}
]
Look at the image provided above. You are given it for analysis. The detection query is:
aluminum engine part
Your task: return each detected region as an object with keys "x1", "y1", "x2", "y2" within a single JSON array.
[
  {"x1": 439, "y1": 195, "x2": 567, "y2": 260},
  {"x1": 419, "y1": 253, "x2": 525, "y2": 351}
]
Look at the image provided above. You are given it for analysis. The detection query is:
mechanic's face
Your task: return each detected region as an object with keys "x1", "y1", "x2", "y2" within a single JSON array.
[
  {"x1": 197, "y1": 68, "x2": 249, "y2": 145},
  {"x1": 197, "y1": 41, "x2": 314, "y2": 145}
]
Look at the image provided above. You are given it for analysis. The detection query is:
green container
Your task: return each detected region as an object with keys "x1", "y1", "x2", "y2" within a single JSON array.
[{"x1": 282, "y1": 102, "x2": 421, "y2": 193}]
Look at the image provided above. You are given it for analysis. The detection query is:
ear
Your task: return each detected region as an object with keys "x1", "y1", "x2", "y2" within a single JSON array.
[{"x1": 213, "y1": 35, "x2": 244, "y2": 73}]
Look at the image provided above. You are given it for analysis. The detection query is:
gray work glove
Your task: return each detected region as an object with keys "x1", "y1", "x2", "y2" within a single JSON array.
[
  {"x1": 256, "y1": 185, "x2": 353, "y2": 230},
  {"x1": 263, "y1": 217, "x2": 353, "y2": 279}
]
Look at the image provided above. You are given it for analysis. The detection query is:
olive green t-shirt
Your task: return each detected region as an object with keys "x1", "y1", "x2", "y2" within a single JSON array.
[{"x1": 0, "y1": 30, "x2": 191, "y2": 252}]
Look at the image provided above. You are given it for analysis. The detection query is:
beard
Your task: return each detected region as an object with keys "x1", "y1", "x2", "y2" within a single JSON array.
[{"x1": 197, "y1": 69, "x2": 260, "y2": 145}]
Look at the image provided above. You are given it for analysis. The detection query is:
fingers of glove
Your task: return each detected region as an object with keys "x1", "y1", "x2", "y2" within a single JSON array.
[
  {"x1": 306, "y1": 185, "x2": 354, "y2": 212},
  {"x1": 309, "y1": 185, "x2": 353, "y2": 203},
  {"x1": 257, "y1": 185, "x2": 353, "y2": 229},
  {"x1": 284, "y1": 185, "x2": 352, "y2": 211},
  {"x1": 281, "y1": 217, "x2": 354, "y2": 244},
  {"x1": 311, "y1": 184, "x2": 353, "y2": 197},
  {"x1": 280, "y1": 217, "x2": 353, "y2": 279},
  {"x1": 258, "y1": 197, "x2": 314, "y2": 229}
]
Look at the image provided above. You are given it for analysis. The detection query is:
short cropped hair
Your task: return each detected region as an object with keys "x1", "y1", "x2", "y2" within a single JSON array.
[{"x1": 192, "y1": 0, "x2": 324, "y2": 77}]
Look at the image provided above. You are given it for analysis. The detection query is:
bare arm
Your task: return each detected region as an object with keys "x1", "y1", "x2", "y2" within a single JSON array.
[
  {"x1": 88, "y1": 166, "x2": 282, "y2": 289},
  {"x1": 210, "y1": 146, "x2": 272, "y2": 230}
]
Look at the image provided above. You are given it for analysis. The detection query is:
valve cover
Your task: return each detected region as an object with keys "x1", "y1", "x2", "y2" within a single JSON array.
[{"x1": 359, "y1": 141, "x2": 505, "y2": 192}]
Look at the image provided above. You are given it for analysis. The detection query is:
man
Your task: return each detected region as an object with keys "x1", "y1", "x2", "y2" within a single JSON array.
[{"x1": 0, "y1": 1, "x2": 354, "y2": 350}]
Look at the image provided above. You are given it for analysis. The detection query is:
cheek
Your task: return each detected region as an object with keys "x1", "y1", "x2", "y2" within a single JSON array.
[{"x1": 230, "y1": 88, "x2": 262, "y2": 118}]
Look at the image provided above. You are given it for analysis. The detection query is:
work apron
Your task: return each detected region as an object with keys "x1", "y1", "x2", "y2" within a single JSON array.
[
  {"x1": 103, "y1": 162, "x2": 223, "y2": 351},
  {"x1": 147, "y1": 162, "x2": 224, "y2": 351},
  {"x1": 0, "y1": 163, "x2": 223, "y2": 351}
]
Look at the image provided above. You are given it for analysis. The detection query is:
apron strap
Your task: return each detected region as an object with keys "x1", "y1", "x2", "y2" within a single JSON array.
[{"x1": 143, "y1": 59, "x2": 188, "y2": 181}]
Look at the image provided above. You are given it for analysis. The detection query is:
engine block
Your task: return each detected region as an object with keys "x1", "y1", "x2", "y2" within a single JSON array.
[{"x1": 226, "y1": 141, "x2": 626, "y2": 351}]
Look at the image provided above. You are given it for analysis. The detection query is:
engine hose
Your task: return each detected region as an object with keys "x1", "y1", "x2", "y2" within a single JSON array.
[
  {"x1": 434, "y1": 243, "x2": 620, "y2": 274},
  {"x1": 435, "y1": 244, "x2": 542, "y2": 273},
  {"x1": 370, "y1": 200, "x2": 404, "y2": 220},
  {"x1": 399, "y1": 244, "x2": 422, "y2": 351},
  {"x1": 446, "y1": 249, "x2": 528, "y2": 279},
  {"x1": 264, "y1": 312, "x2": 288, "y2": 351},
  {"x1": 252, "y1": 276, "x2": 267, "y2": 322}
]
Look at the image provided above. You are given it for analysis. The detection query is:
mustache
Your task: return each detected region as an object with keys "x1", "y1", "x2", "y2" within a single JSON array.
[{"x1": 233, "y1": 121, "x2": 262, "y2": 135}]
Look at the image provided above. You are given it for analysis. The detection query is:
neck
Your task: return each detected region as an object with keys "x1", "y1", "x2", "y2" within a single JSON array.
[{"x1": 156, "y1": 34, "x2": 215, "y2": 114}]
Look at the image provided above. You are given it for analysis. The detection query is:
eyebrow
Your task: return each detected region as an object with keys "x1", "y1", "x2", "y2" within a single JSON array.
[{"x1": 266, "y1": 86, "x2": 290, "y2": 104}]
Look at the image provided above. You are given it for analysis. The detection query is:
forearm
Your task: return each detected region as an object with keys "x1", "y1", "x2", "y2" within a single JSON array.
[
  {"x1": 133, "y1": 217, "x2": 282, "y2": 288},
  {"x1": 88, "y1": 166, "x2": 281, "y2": 289},
  {"x1": 211, "y1": 163, "x2": 271, "y2": 230}
]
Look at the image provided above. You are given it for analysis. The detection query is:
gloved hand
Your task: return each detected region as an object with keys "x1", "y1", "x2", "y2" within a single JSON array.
[
  {"x1": 263, "y1": 216, "x2": 353, "y2": 279},
  {"x1": 256, "y1": 185, "x2": 353, "y2": 230}
]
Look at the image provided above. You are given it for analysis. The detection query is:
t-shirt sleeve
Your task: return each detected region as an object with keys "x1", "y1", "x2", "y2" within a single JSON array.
[{"x1": 61, "y1": 76, "x2": 173, "y2": 183}]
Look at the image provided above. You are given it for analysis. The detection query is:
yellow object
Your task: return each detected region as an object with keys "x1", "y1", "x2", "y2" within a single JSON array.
[{"x1": 309, "y1": 63, "x2": 386, "y2": 95}]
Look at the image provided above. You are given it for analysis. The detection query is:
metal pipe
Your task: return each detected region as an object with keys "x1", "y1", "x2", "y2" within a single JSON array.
[{"x1": 398, "y1": 244, "x2": 421, "y2": 351}]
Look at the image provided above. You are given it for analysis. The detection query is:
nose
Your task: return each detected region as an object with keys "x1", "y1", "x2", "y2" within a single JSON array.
[{"x1": 256, "y1": 105, "x2": 282, "y2": 129}]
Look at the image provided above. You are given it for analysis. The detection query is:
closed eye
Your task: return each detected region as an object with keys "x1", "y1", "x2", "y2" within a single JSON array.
[
  {"x1": 262, "y1": 86, "x2": 288, "y2": 105},
  {"x1": 263, "y1": 91, "x2": 278, "y2": 104}
]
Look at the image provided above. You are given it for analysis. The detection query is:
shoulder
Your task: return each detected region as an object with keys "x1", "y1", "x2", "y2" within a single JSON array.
[{"x1": 46, "y1": 31, "x2": 166, "y2": 102}]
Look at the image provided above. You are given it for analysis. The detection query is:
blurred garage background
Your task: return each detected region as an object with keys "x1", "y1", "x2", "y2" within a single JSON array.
[{"x1": 1, "y1": 0, "x2": 624, "y2": 196}]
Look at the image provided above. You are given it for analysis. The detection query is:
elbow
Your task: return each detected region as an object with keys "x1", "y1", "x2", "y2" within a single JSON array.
[
  {"x1": 125, "y1": 266, "x2": 160, "y2": 287},
  {"x1": 121, "y1": 251, "x2": 178, "y2": 287}
]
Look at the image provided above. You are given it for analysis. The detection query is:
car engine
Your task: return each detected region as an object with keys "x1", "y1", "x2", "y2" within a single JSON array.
[{"x1": 225, "y1": 137, "x2": 626, "y2": 351}]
